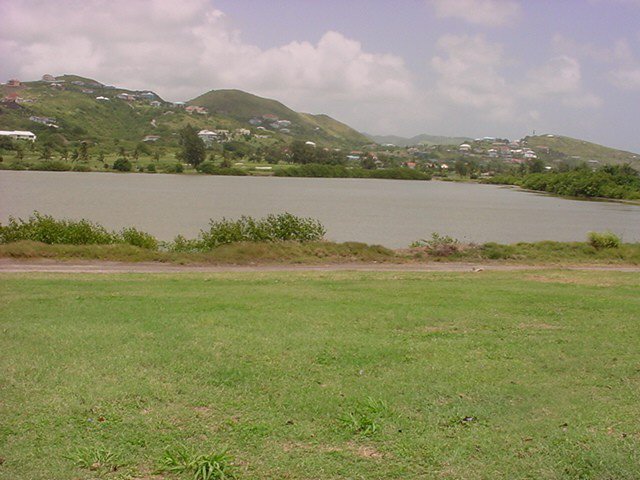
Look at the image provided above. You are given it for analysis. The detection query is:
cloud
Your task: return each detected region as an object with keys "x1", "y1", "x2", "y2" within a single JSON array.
[
  {"x1": 429, "y1": 0, "x2": 521, "y2": 27},
  {"x1": 431, "y1": 34, "x2": 514, "y2": 118},
  {"x1": 0, "y1": 0, "x2": 415, "y2": 111},
  {"x1": 609, "y1": 67, "x2": 640, "y2": 90}
]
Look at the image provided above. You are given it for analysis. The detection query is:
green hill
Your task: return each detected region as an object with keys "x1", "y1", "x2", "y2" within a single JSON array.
[
  {"x1": 523, "y1": 134, "x2": 640, "y2": 169},
  {"x1": 0, "y1": 76, "x2": 369, "y2": 150},
  {"x1": 188, "y1": 89, "x2": 369, "y2": 146}
]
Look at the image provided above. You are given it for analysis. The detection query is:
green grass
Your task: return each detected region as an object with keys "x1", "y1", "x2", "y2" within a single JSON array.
[{"x1": 1, "y1": 270, "x2": 639, "y2": 479}]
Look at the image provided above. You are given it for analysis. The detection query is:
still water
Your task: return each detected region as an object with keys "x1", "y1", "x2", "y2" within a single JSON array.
[{"x1": 1, "y1": 171, "x2": 639, "y2": 247}]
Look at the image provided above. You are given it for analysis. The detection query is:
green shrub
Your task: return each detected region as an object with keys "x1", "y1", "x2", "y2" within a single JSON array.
[
  {"x1": 588, "y1": 231, "x2": 621, "y2": 249},
  {"x1": 120, "y1": 227, "x2": 159, "y2": 250},
  {"x1": 0, "y1": 212, "x2": 159, "y2": 250},
  {"x1": 31, "y1": 161, "x2": 72, "y2": 171},
  {"x1": 0, "y1": 212, "x2": 117, "y2": 245},
  {"x1": 72, "y1": 164, "x2": 91, "y2": 172},
  {"x1": 146, "y1": 163, "x2": 156, "y2": 173},
  {"x1": 481, "y1": 242, "x2": 515, "y2": 259},
  {"x1": 197, "y1": 161, "x2": 247, "y2": 176},
  {"x1": 188, "y1": 213, "x2": 326, "y2": 251},
  {"x1": 113, "y1": 158, "x2": 132, "y2": 172},
  {"x1": 411, "y1": 233, "x2": 461, "y2": 256}
]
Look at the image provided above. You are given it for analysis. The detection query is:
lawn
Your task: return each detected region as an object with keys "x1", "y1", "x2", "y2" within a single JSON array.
[{"x1": 1, "y1": 270, "x2": 639, "y2": 479}]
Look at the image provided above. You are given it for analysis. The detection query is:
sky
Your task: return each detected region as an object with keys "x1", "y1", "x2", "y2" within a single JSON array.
[{"x1": 1, "y1": 0, "x2": 640, "y2": 152}]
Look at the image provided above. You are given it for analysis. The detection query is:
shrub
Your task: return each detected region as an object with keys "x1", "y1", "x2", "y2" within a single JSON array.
[
  {"x1": 0, "y1": 212, "x2": 117, "y2": 245},
  {"x1": 411, "y1": 232, "x2": 461, "y2": 256},
  {"x1": 0, "y1": 212, "x2": 159, "y2": 250},
  {"x1": 197, "y1": 161, "x2": 247, "y2": 176},
  {"x1": 72, "y1": 164, "x2": 91, "y2": 172},
  {"x1": 113, "y1": 158, "x2": 132, "y2": 172},
  {"x1": 31, "y1": 161, "x2": 72, "y2": 171},
  {"x1": 588, "y1": 231, "x2": 621, "y2": 249},
  {"x1": 192, "y1": 213, "x2": 326, "y2": 250},
  {"x1": 120, "y1": 227, "x2": 159, "y2": 250},
  {"x1": 146, "y1": 163, "x2": 156, "y2": 173}
]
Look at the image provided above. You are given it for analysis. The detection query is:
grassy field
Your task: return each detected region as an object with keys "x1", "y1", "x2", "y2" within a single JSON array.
[{"x1": 1, "y1": 270, "x2": 639, "y2": 479}]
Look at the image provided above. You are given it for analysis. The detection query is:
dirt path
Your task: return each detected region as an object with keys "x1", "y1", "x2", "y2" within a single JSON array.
[{"x1": 1, "y1": 258, "x2": 639, "y2": 274}]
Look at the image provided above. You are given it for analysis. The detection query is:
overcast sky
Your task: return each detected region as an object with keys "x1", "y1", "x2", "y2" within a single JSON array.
[{"x1": 1, "y1": 0, "x2": 640, "y2": 152}]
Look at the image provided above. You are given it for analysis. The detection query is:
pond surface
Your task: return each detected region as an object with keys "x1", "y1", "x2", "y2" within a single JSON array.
[{"x1": 1, "y1": 171, "x2": 639, "y2": 247}]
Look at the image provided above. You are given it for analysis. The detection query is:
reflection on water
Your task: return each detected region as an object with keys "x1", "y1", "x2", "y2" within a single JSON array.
[{"x1": 1, "y1": 171, "x2": 639, "y2": 247}]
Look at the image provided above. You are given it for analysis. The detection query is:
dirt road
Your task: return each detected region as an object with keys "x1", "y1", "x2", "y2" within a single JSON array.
[{"x1": 1, "y1": 258, "x2": 639, "y2": 274}]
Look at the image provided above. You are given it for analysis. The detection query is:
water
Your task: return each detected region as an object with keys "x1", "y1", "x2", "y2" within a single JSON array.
[{"x1": 1, "y1": 171, "x2": 639, "y2": 247}]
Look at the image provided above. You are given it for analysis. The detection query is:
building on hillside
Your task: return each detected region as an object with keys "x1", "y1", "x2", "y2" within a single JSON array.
[
  {"x1": 459, "y1": 143, "x2": 471, "y2": 152},
  {"x1": 71, "y1": 80, "x2": 86, "y2": 86},
  {"x1": 249, "y1": 117, "x2": 262, "y2": 126},
  {"x1": 234, "y1": 128, "x2": 251, "y2": 137},
  {"x1": 0, "y1": 130, "x2": 36, "y2": 141},
  {"x1": 29, "y1": 115, "x2": 57, "y2": 127},
  {"x1": 305, "y1": 141, "x2": 316, "y2": 147},
  {"x1": 96, "y1": 96, "x2": 110, "y2": 101},
  {"x1": 6, "y1": 79, "x2": 22, "y2": 87},
  {"x1": 42, "y1": 74, "x2": 56, "y2": 82},
  {"x1": 185, "y1": 105, "x2": 208, "y2": 115},
  {"x1": 262, "y1": 113, "x2": 278, "y2": 121},
  {"x1": 142, "y1": 135, "x2": 161, "y2": 142},
  {"x1": 139, "y1": 92, "x2": 156, "y2": 100},
  {"x1": 149, "y1": 100, "x2": 162, "y2": 107},
  {"x1": 198, "y1": 129, "x2": 229, "y2": 145},
  {"x1": 116, "y1": 92, "x2": 136, "y2": 101}
]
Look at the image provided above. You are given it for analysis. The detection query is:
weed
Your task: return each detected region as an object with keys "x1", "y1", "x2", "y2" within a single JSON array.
[
  {"x1": 411, "y1": 232, "x2": 462, "y2": 256},
  {"x1": 588, "y1": 231, "x2": 621, "y2": 249},
  {"x1": 340, "y1": 397, "x2": 389, "y2": 436},
  {"x1": 67, "y1": 446, "x2": 120, "y2": 471},
  {"x1": 159, "y1": 445, "x2": 235, "y2": 480}
]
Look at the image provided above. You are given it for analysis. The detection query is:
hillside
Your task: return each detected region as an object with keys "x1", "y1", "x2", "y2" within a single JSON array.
[
  {"x1": 0, "y1": 76, "x2": 369, "y2": 149},
  {"x1": 188, "y1": 89, "x2": 370, "y2": 146},
  {"x1": 523, "y1": 134, "x2": 640, "y2": 169},
  {"x1": 364, "y1": 133, "x2": 472, "y2": 147}
]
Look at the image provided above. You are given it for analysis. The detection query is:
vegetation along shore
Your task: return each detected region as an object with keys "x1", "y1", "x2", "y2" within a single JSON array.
[{"x1": 1, "y1": 212, "x2": 638, "y2": 266}]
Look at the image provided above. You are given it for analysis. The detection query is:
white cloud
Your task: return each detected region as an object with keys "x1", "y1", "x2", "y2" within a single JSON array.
[
  {"x1": 523, "y1": 55, "x2": 602, "y2": 107},
  {"x1": 431, "y1": 35, "x2": 514, "y2": 118},
  {"x1": 0, "y1": 0, "x2": 415, "y2": 112},
  {"x1": 429, "y1": 0, "x2": 521, "y2": 27},
  {"x1": 609, "y1": 67, "x2": 640, "y2": 90}
]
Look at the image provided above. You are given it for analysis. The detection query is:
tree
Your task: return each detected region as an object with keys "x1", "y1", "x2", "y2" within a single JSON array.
[
  {"x1": 78, "y1": 142, "x2": 89, "y2": 162},
  {"x1": 179, "y1": 125, "x2": 206, "y2": 167}
]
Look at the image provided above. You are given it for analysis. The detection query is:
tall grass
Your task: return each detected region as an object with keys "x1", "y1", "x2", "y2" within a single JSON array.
[
  {"x1": 0, "y1": 212, "x2": 325, "y2": 252},
  {"x1": 0, "y1": 212, "x2": 157, "y2": 248}
]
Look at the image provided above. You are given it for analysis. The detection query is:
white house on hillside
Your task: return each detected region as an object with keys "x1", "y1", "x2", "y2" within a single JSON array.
[{"x1": 0, "y1": 130, "x2": 37, "y2": 141}]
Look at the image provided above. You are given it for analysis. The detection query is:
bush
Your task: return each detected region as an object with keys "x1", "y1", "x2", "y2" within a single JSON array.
[
  {"x1": 0, "y1": 212, "x2": 159, "y2": 250},
  {"x1": 146, "y1": 163, "x2": 156, "y2": 173},
  {"x1": 411, "y1": 232, "x2": 462, "y2": 256},
  {"x1": 197, "y1": 161, "x2": 247, "y2": 176},
  {"x1": 113, "y1": 158, "x2": 132, "y2": 172},
  {"x1": 0, "y1": 212, "x2": 117, "y2": 245},
  {"x1": 72, "y1": 164, "x2": 91, "y2": 172},
  {"x1": 588, "y1": 231, "x2": 621, "y2": 249},
  {"x1": 275, "y1": 163, "x2": 431, "y2": 180},
  {"x1": 120, "y1": 227, "x2": 159, "y2": 250},
  {"x1": 31, "y1": 161, "x2": 72, "y2": 171},
  {"x1": 188, "y1": 213, "x2": 326, "y2": 250}
]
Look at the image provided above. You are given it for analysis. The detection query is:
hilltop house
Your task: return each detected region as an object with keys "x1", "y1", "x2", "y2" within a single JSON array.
[{"x1": 0, "y1": 130, "x2": 36, "y2": 141}]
